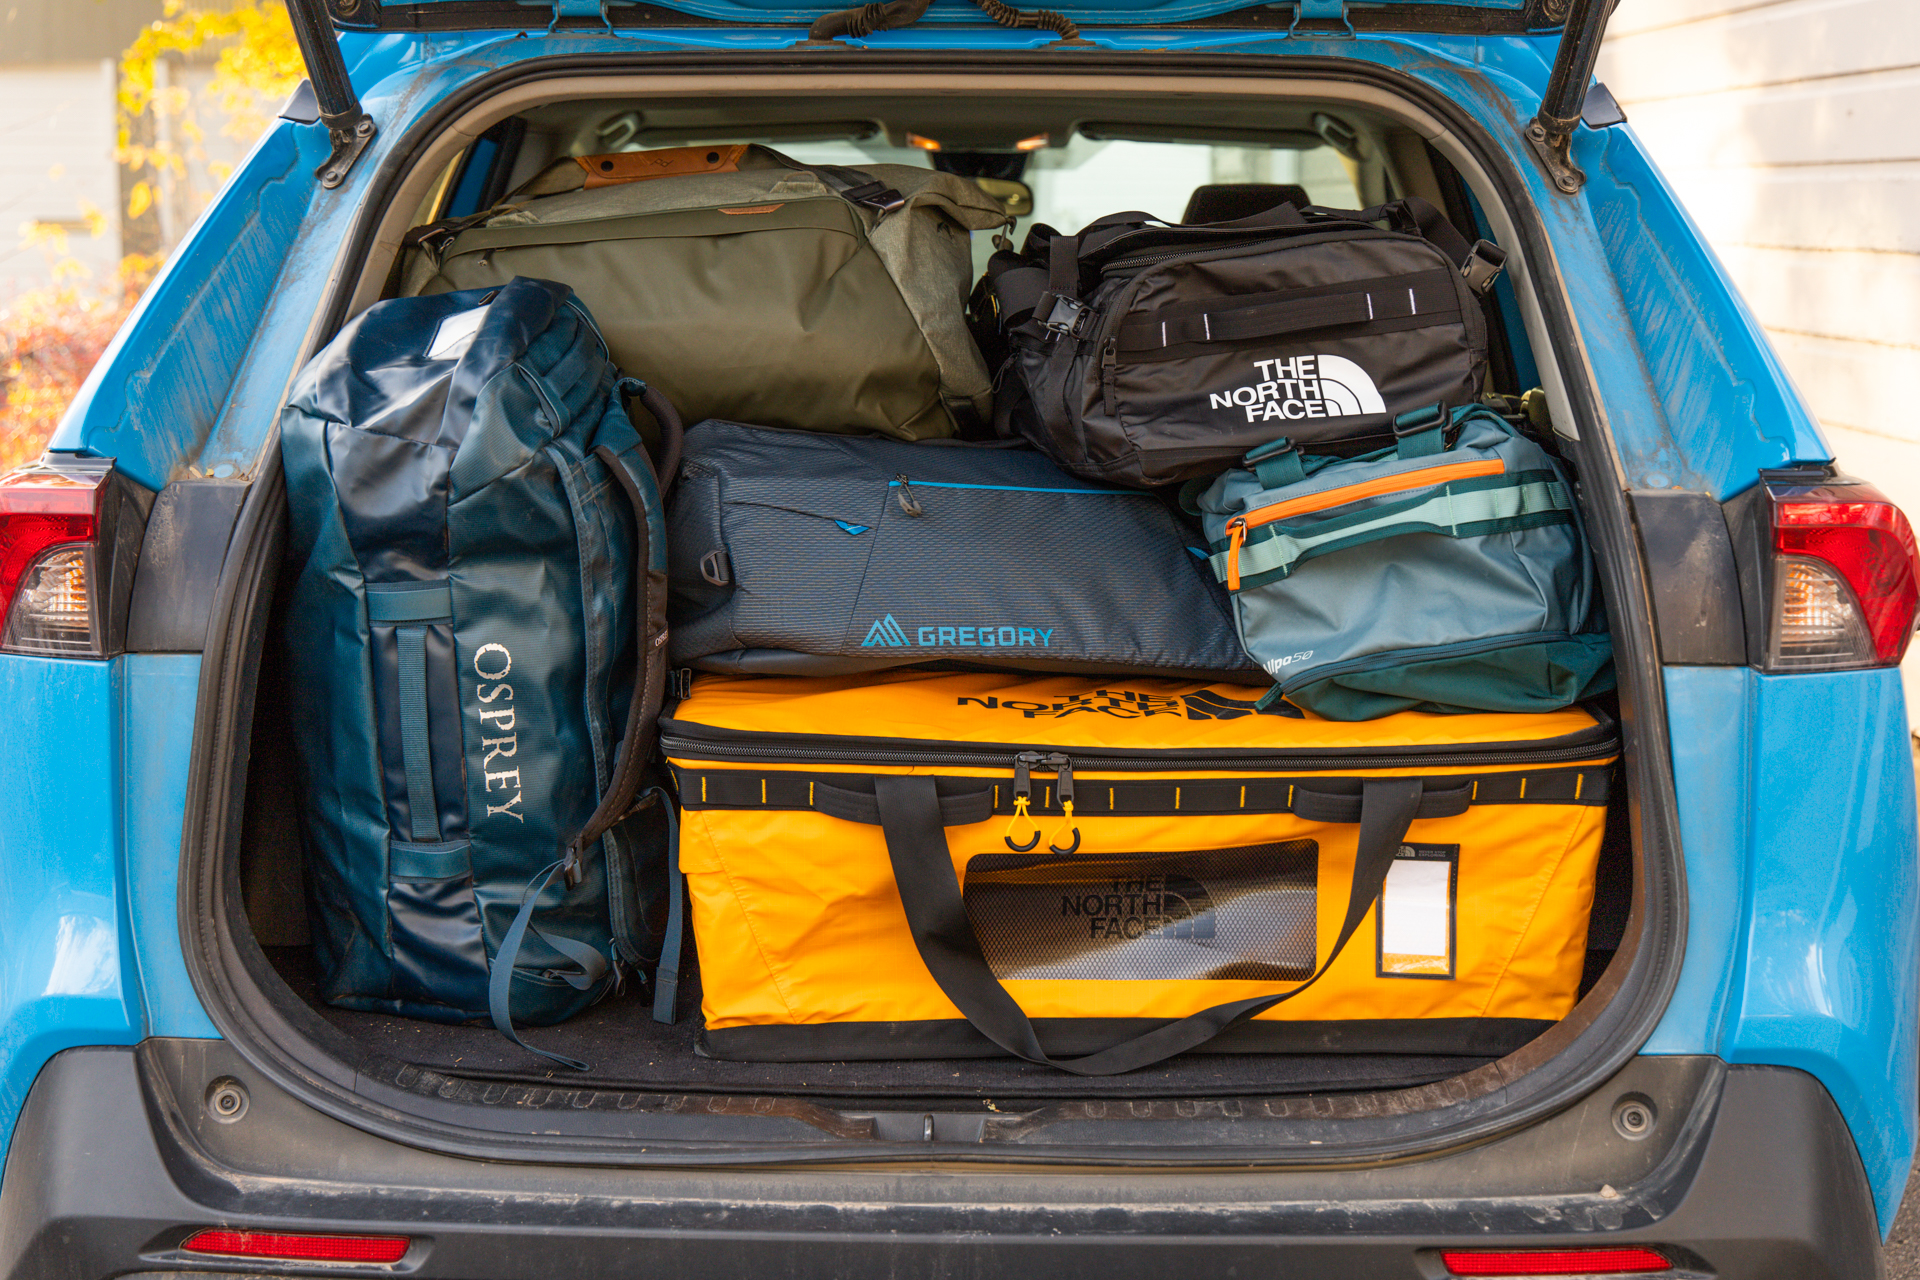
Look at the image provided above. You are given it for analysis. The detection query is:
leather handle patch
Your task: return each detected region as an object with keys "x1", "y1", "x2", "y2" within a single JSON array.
[{"x1": 577, "y1": 143, "x2": 750, "y2": 188}]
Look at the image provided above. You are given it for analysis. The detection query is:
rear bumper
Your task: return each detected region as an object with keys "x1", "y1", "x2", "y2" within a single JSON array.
[{"x1": 0, "y1": 1042, "x2": 1884, "y2": 1280}]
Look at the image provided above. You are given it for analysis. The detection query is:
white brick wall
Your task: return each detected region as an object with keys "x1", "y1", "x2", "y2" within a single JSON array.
[
  {"x1": 1598, "y1": 0, "x2": 1920, "y2": 720},
  {"x1": 0, "y1": 61, "x2": 122, "y2": 300}
]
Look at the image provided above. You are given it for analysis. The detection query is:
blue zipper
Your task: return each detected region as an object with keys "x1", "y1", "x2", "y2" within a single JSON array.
[{"x1": 885, "y1": 480, "x2": 1145, "y2": 497}]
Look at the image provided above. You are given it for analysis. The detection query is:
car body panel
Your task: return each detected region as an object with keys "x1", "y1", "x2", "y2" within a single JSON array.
[
  {"x1": 0, "y1": 653, "x2": 216, "y2": 1168},
  {"x1": 1653, "y1": 664, "x2": 1920, "y2": 1229}
]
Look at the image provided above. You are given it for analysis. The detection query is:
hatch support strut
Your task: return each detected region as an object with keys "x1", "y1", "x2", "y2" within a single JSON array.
[
  {"x1": 285, "y1": 0, "x2": 377, "y2": 189},
  {"x1": 1524, "y1": 0, "x2": 1612, "y2": 194}
]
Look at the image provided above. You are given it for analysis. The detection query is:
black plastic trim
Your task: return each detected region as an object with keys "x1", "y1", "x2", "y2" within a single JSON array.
[
  {"x1": 0, "y1": 1048, "x2": 1886, "y2": 1278},
  {"x1": 702, "y1": 1016, "x2": 1552, "y2": 1061},
  {"x1": 125, "y1": 481, "x2": 250, "y2": 654},
  {"x1": 328, "y1": 0, "x2": 1551, "y2": 33},
  {"x1": 1629, "y1": 489, "x2": 1747, "y2": 666},
  {"x1": 177, "y1": 49, "x2": 1687, "y2": 1171}
]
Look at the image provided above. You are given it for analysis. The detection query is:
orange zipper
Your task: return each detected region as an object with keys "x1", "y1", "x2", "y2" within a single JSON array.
[{"x1": 1225, "y1": 457, "x2": 1505, "y2": 589}]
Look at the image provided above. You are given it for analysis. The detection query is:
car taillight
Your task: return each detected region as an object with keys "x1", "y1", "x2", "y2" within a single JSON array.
[
  {"x1": 0, "y1": 458, "x2": 146, "y2": 658},
  {"x1": 1439, "y1": 1246, "x2": 1673, "y2": 1276},
  {"x1": 1768, "y1": 486, "x2": 1920, "y2": 668},
  {"x1": 182, "y1": 1227, "x2": 412, "y2": 1263},
  {"x1": 1727, "y1": 470, "x2": 1920, "y2": 673}
]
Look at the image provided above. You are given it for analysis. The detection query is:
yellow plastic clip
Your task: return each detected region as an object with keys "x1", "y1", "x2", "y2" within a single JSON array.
[
  {"x1": 1047, "y1": 799, "x2": 1081, "y2": 856},
  {"x1": 1003, "y1": 795, "x2": 1041, "y2": 852}
]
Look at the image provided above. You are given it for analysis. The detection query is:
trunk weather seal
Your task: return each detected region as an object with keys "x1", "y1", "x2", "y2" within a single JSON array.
[{"x1": 177, "y1": 49, "x2": 1686, "y2": 1170}]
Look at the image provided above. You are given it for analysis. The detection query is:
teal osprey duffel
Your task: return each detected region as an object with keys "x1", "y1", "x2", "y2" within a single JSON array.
[
  {"x1": 1191, "y1": 403, "x2": 1614, "y2": 720},
  {"x1": 279, "y1": 276, "x2": 675, "y2": 1067}
]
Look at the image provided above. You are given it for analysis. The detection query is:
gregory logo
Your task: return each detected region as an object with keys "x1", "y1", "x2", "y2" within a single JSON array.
[
  {"x1": 1208, "y1": 354, "x2": 1386, "y2": 423},
  {"x1": 472, "y1": 642, "x2": 524, "y2": 823},
  {"x1": 860, "y1": 614, "x2": 1055, "y2": 650},
  {"x1": 862, "y1": 615, "x2": 912, "y2": 647},
  {"x1": 1063, "y1": 874, "x2": 1215, "y2": 942}
]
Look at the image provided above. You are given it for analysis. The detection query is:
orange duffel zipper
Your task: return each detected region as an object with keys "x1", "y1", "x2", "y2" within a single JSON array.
[{"x1": 1224, "y1": 457, "x2": 1506, "y2": 589}]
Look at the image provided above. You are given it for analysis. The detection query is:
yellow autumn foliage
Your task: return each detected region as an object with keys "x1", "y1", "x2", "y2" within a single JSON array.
[
  {"x1": 117, "y1": 1, "x2": 305, "y2": 181},
  {"x1": 0, "y1": 3, "x2": 300, "y2": 470}
]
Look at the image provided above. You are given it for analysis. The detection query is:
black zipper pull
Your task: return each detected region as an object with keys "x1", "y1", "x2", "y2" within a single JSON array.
[
  {"x1": 1043, "y1": 753, "x2": 1080, "y2": 855},
  {"x1": 895, "y1": 474, "x2": 926, "y2": 517},
  {"x1": 1099, "y1": 340, "x2": 1118, "y2": 418},
  {"x1": 1004, "y1": 752, "x2": 1043, "y2": 851}
]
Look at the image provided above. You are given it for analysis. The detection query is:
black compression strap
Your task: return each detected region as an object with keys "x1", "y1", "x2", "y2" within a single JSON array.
[
  {"x1": 670, "y1": 763, "x2": 1612, "y2": 816},
  {"x1": 1115, "y1": 268, "x2": 1460, "y2": 354},
  {"x1": 874, "y1": 773, "x2": 1424, "y2": 1076}
]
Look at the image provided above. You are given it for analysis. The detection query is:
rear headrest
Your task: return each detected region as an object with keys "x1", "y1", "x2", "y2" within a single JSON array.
[{"x1": 1180, "y1": 183, "x2": 1313, "y2": 225}]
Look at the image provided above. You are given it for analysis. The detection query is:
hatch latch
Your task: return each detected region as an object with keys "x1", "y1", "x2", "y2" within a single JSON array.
[{"x1": 1289, "y1": 0, "x2": 1353, "y2": 38}]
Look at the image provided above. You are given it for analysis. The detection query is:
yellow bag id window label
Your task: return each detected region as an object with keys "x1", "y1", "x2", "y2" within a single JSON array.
[
  {"x1": 963, "y1": 843, "x2": 1318, "y2": 983},
  {"x1": 1378, "y1": 844, "x2": 1458, "y2": 978}
]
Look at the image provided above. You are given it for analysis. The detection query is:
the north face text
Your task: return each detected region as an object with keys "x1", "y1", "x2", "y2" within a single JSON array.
[
  {"x1": 1061, "y1": 874, "x2": 1215, "y2": 941},
  {"x1": 1207, "y1": 353, "x2": 1386, "y2": 422}
]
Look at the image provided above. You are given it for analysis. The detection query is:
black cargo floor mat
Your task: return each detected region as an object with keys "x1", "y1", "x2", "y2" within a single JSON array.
[{"x1": 267, "y1": 947, "x2": 1494, "y2": 1101}]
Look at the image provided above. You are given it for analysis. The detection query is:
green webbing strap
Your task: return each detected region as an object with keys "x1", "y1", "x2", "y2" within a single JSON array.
[
  {"x1": 1392, "y1": 403, "x2": 1447, "y2": 460},
  {"x1": 489, "y1": 858, "x2": 600, "y2": 1072},
  {"x1": 649, "y1": 787, "x2": 685, "y2": 1024},
  {"x1": 874, "y1": 773, "x2": 1423, "y2": 1076},
  {"x1": 1216, "y1": 473, "x2": 1572, "y2": 591},
  {"x1": 1246, "y1": 436, "x2": 1306, "y2": 489},
  {"x1": 395, "y1": 626, "x2": 438, "y2": 843}
]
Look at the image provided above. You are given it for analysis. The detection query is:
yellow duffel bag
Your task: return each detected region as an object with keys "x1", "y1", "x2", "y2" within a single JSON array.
[{"x1": 660, "y1": 672, "x2": 1618, "y2": 1074}]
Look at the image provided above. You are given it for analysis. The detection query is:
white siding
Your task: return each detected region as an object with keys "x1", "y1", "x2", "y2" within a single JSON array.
[
  {"x1": 0, "y1": 61, "x2": 122, "y2": 300},
  {"x1": 1597, "y1": 1, "x2": 1920, "y2": 722}
]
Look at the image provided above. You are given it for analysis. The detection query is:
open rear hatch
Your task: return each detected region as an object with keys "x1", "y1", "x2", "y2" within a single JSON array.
[{"x1": 179, "y1": 0, "x2": 1684, "y2": 1165}]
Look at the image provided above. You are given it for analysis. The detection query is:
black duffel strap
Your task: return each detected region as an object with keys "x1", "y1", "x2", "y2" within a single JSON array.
[
  {"x1": 1115, "y1": 267, "x2": 1460, "y2": 354},
  {"x1": 873, "y1": 773, "x2": 1424, "y2": 1076},
  {"x1": 816, "y1": 778, "x2": 995, "y2": 827},
  {"x1": 671, "y1": 762, "x2": 1610, "y2": 816}
]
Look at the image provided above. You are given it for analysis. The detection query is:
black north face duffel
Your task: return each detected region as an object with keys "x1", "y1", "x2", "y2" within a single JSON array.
[{"x1": 977, "y1": 198, "x2": 1508, "y2": 488}]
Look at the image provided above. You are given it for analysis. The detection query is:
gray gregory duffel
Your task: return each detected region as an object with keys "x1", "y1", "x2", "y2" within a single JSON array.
[
  {"x1": 668, "y1": 421, "x2": 1261, "y2": 681},
  {"x1": 402, "y1": 144, "x2": 1011, "y2": 441}
]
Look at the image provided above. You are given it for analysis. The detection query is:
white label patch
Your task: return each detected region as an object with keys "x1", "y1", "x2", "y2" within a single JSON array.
[
  {"x1": 426, "y1": 304, "x2": 490, "y2": 361},
  {"x1": 1379, "y1": 846, "x2": 1454, "y2": 977}
]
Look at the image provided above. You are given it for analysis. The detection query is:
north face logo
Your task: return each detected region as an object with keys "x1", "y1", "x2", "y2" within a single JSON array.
[
  {"x1": 1208, "y1": 354, "x2": 1386, "y2": 423},
  {"x1": 862, "y1": 614, "x2": 912, "y2": 647},
  {"x1": 1061, "y1": 874, "x2": 1216, "y2": 942}
]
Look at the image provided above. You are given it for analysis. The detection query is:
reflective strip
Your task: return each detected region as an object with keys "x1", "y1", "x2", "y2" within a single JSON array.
[
  {"x1": 367, "y1": 582, "x2": 453, "y2": 623},
  {"x1": 1216, "y1": 475, "x2": 1571, "y2": 588},
  {"x1": 396, "y1": 626, "x2": 439, "y2": 842},
  {"x1": 389, "y1": 839, "x2": 470, "y2": 880}
]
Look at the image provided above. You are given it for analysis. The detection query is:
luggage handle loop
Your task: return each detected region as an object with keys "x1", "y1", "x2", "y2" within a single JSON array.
[{"x1": 873, "y1": 773, "x2": 1426, "y2": 1076}]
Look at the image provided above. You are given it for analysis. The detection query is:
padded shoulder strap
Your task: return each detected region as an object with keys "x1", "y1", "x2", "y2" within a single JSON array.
[{"x1": 873, "y1": 773, "x2": 1424, "y2": 1075}]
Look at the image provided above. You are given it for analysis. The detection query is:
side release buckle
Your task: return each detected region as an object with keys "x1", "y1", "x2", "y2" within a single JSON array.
[
  {"x1": 1039, "y1": 293, "x2": 1095, "y2": 340},
  {"x1": 1461, "y1": 239, "x2": 1509, "y2": 295},
  {"x1": 840, "y1": 181, "x2": 908, "y2": 215}
]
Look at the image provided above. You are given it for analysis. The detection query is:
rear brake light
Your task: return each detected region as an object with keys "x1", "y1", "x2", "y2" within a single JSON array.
[
  {"x1": 182, "y1": 1227, "x2": 411, "y2": 1263},
  {"x1": 1440, "y1": 1246, "x2": 1672, "y2": 1276},
  {"x1": 1769, "y1": 487, "x2": 1920, "y2": 667},
  {"x1": 1728, "y1": 471, "x2": 1920, "y2": 673},
  {"x1": 0, "y1": 458, "x2": 146, "y2": 658}
]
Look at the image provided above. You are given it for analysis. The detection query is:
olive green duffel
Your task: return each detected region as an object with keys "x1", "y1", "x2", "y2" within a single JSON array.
[{"x1": 401, "y1": 144, "x2": 1010, "y2": 440}]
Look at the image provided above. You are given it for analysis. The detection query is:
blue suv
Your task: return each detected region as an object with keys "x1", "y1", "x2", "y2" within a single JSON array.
[{"x1": 0, "y1": 0, "x2": 1914, "y2": 1275}]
